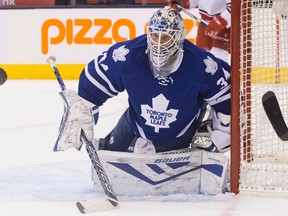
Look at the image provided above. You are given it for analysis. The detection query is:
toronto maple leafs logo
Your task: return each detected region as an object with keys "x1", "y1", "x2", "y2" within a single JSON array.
[
  {"x1": 141, "y1": 94, "x2": 178, "y2": 133},
  {"x1": 112, "y1": 45, "x2": 130, "y2": 62},
  {"x1": 204, "y1": 56, "x2": 218, "y2": 75}
]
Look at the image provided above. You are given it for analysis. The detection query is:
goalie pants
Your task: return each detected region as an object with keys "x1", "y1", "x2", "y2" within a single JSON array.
[{"x1": 101, "y1": 109, "x2": 202, "y2": 153}]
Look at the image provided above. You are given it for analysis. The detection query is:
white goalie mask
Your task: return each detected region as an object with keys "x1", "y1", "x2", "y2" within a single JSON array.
[{"x1": 147, "y1": 6, "x2": 186, "y2": 78}]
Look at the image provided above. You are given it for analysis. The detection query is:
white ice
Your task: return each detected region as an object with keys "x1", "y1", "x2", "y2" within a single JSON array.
[{"x1": 0, "y1": 80, "x2": 287, "y2": 216}]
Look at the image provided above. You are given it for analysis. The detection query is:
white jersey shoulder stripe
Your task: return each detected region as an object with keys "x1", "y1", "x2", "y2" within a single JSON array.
[
  {"x1": 84, "y1": 65, "x2": 117, "y2": 98},
  {"x1": 205, "y1": 85, "x2": 230, "y2": 104},
  {"x1": 205, "y1": 85, "x2": 230, "y2": 106},
  {"x1": 93, "y1": 59, "x2": 118, "y2": 94},
  {"x1": 208, "y1": 93, "x2": 230, "y2": 106}
]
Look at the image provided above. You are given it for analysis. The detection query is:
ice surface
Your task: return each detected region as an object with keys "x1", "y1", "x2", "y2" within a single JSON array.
[{"x1": 0, "y1": 80, "x2": 287, "y2": 216}]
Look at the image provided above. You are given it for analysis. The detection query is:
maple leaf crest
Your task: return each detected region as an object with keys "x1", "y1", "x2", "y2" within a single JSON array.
[
  {"x1": 204, "y1": 56, "x2": 218, "y2": 75},
  {"x1": 141, "y1": 94, "x2": 178, "y2": 133},
  {"x1": 112, "y1": 45, "x2": 130, "y2": 62}
]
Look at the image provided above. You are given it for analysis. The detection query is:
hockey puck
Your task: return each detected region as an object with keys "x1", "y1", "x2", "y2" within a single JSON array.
[{"x1": 0, "y1": 68, "x2": 7, "y2": 85}]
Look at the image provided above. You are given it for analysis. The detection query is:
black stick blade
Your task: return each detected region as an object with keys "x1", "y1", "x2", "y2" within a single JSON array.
[{"x1": 262, "y1": 91, "x2": 288, "y2": 141}]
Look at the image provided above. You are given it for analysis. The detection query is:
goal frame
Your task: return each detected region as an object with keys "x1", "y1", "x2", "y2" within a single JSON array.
[
  {"x1": 230, "y1": 0, "x2": 241, "y2": 194},
  {"x1": 230, "y1": 0, "x2": 286, "y2": 194}
]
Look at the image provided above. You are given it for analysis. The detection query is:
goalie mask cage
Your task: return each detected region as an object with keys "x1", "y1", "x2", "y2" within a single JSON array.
[{"x1": 230, "y1": 0, "x2": 288, "y2": 194}]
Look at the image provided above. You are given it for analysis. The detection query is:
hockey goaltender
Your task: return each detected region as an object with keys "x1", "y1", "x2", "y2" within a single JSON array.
[{"x1": 51, "y1": 5, "x2": 231, "y2": 199}]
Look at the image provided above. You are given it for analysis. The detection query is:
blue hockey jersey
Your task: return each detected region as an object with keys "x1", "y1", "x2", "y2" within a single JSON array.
[{"x1": 78, "y1": 34, "x2": 230, "y2": 142}]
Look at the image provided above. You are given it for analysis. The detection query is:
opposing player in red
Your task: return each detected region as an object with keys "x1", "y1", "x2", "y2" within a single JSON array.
[{"x1": 168, "y1": 0, "x2": 231, "y2": 63}]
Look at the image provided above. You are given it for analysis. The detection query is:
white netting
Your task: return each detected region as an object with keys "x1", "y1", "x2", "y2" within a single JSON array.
[{"x1": 238, "y1": 0, "x2": 288, "y2": 194}]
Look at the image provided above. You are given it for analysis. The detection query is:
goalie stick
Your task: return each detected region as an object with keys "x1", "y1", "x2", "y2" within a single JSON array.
[
  {"x1": 262, "y1": 91, "x2": 288, "y2": 141},
  {"x1": 46, "y1": 56, "x2": 119, "y2": 213}
]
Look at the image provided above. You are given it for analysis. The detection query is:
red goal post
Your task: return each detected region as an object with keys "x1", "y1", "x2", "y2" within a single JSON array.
[{"x1": 230, "y1": 0, "x2": 288, "y2": 194}]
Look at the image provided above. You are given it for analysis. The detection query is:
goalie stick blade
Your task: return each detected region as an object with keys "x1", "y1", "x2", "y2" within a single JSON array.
[
  {"x1": 76, "y1": 197, "x2": 119, "y2": 214},
  {"x1": 262, "y1": 91, "x2": 288, "y2": 141}
]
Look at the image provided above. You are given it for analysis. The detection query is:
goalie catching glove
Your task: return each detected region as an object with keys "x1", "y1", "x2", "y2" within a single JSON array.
[
  {"x1": 53, "y1": 89, "x2": 99, "y2": 151},
  {"x1": 192, "y1": 110, "x2": 230, "y2": 153}
]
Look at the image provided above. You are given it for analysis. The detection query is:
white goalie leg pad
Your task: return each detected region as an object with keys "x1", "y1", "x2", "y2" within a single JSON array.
[
  {"x1": 54, "y1": 89, "x2": 97, "y2": 151},
  {"x1": 91, "y1": 149, "x2": 229, "y2": 196},
  {"x1": 200, "y1": 151, "x2": 230, "y2": 194},
  {"x1": 91, "y1": 149, "x2": 204, "y2": 196}
]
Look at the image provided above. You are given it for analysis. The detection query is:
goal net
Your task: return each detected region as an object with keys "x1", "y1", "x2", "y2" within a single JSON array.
[{"x1": 230, "y1": 0, "x2": 288, "y2": 194}]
